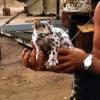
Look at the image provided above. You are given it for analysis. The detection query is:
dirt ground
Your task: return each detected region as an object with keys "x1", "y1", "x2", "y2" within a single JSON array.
[
  {"x1": 0, "y1": 36, "x2": 73, "y2": 100},
  {"x1": 0, "y1": 1, "x2": 74, "y2": 100}
]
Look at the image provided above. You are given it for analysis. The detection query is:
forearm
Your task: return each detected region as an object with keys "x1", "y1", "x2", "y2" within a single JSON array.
[
  {"x1": 91, "y1": 2, "x2": 100, "y2": 74},
  {"x1": 91, "y1": 52, "x2": 100, "y2": 74}
]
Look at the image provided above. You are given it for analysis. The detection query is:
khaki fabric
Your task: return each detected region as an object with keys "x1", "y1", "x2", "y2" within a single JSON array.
[
  {"x1": 26, "y1": 0, "x2": 91, "y2": 15},
  {"x1": 27, "y1": 0, "x2": 43, "y2": 15},
  {"x1": 27, "y1": 0, "x2": 63, "y2": 15}
]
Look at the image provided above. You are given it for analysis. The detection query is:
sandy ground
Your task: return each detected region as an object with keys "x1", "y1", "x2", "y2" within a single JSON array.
[
  {"x1": 0, "y1": 36, "x2": 73, "y2": 100},
  {"x1": 0, "y1": 1, "x2": 73, "y2": 100}
]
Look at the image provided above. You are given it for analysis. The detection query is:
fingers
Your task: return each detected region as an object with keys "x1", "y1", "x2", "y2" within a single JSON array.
[
  {"x1": 22, "y1": 48, "x2": 46, "y2": 71},
  {"x1": 53, "y1": 62, "x2": 71, "y2": 71},
  {"x1": 22, "y1": 48, "x2": 30, "y2": 67},
  {"x1": 30, "y1": 50, "x2": 46, "y2": 70},
  {"x1": 57, "y1": 55, "x2": 69, "y2": 63},
  {"x1": 21, "y1": 48, "x2": 28, "y2": 58},
  {"x1": 30, "y1": 50, "x2": 37, "y2": 69},
  {"x1": 57, "y1": 48, "x2": 70, "y2": 55},
  {"x1": 22, "y1": 51, "x2": 31, "y2": 67},
  {"x1": 22, "y1": 49, "x2": 37, "y2": 69},
  {"x1": 31, "y1": 50, "x2": 36, "y2": 62},
  {"x1": 53, "y1": 62, "x2": 74, "y2": 73},
  {"x1": 37, "y1": 50, "x2": 46, "y2": 70}
]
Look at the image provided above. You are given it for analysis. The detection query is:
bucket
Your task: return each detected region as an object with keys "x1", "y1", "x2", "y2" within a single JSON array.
[
  {"x1": 68, "y1": 14, "x2": 91, "y2": 45},
  {"x1": 70, "y1": 14, "x2": 91, "y2": 25},
  {"x1": 61, "y1": 11, "x2": 71, "y2": 28},
  {"x1": 3, "y1": 8, "x2": 11, "y2": 16},
  {"x1": 75, "y1": 31, "x2": 93, "y2": 53}
]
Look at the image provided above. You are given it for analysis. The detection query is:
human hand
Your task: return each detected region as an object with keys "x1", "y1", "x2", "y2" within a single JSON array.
[
  {"x1": 53, "y1": 48, "x2": 88, "y2": 73},
  {"x1": 21, "y1": 48, "x2": 46, "y2": 71}
]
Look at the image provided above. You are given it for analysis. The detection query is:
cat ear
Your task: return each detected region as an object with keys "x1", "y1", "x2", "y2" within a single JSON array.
[
  {"x1": 32, "y1": 19, "x2": 41, "y2": 26},
  {"x1": 48, "y1": 18, "x2": 56, "y2": 25}
]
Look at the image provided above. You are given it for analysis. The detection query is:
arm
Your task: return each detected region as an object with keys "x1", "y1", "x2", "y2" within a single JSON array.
[
  {"x1": 21, "y1": 2, "x2": 100, "y2": 74},
  {"x1": 52, "y1": 2, "x2": 100, "y2": 74},
  {"x1": 92, "y1": 2, "x2": 100, "y2": 73}
]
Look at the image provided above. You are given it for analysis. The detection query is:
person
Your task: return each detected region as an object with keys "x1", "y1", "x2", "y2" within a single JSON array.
[
  {"x1": 22, "y1": 2, "x2": 100, "y2": 100},
  {"x1": 25, "y1": 0, "x2": 57, "y2": 16}
]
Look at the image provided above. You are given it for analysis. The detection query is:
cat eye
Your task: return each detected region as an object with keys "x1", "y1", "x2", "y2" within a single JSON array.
[{"x1": 39, "y1": 33, "x2": 45, "y2": 37}]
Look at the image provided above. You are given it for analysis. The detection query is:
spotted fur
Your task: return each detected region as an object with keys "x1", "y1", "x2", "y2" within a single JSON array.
[{"x1": 32, "y1": 20, "x2": 73, "y2": 70}]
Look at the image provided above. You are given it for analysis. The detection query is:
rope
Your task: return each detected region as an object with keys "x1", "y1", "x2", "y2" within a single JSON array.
[{"x1": 71, "y1": 17, "x2": 93, "y2": 41}]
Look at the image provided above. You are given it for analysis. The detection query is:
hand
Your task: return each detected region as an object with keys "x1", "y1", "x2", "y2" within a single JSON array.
[
  {"x1": 21, "y1": 48, "x2": 46, "y2": 71},
  {"x1": 53, "y1": 48, "x2": 88, "y2": 73}
]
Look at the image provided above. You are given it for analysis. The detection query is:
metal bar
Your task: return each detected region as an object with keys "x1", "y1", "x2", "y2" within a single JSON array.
[
  {"x1": 0, "y1": 23, "x2": 33, "y2": 32},
  {"x1": 56, "y1": 0, "x2": 60, "y2": 19}
]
